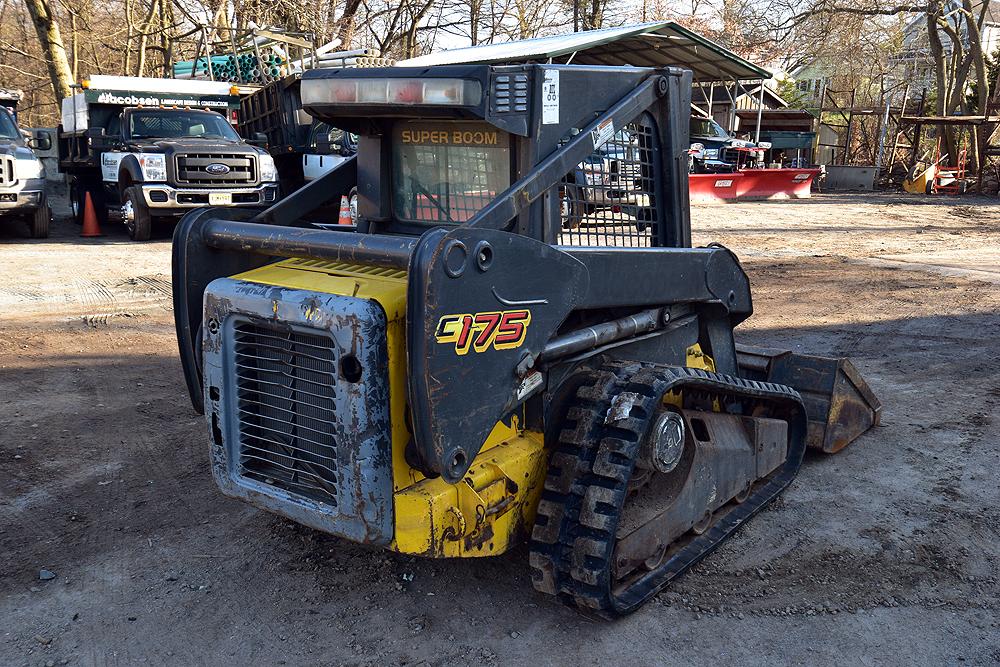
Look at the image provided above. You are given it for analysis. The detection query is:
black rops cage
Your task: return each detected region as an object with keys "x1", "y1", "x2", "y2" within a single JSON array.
[
  {"x1": 174, "y1": 63, "x2": 729, "y2": 485},
  {"x1": 296, "y1": 64, "x2": 693, "y2": 248}
]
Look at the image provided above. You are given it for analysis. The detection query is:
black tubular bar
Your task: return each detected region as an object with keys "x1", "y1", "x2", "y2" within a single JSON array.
[
  {"x1": 540, "y1": 307, "x2": 666, "y2": 361},
  {"x1": 202, "y1": 218, "x2": 416, "y2": 269},
  {"x1": 251, "y1": 155, "x2": 358, "y2": 226},
  {"x1": 465, "y1": 76, "x2": 664, "y2": 231}
]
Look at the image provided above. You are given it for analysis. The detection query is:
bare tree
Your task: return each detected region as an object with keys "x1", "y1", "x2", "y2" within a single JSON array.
[{"x1": 23, "y1": 0, "x2": 74, "y2": 100}]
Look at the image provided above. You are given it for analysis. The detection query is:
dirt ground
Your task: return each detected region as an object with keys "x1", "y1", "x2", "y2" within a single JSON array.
[{"x1": 2, "y1": 193, "x2": 999, "y2": 666}]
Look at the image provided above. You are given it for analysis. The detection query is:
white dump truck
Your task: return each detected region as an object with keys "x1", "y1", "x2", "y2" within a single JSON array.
[{"x1": 57, "y1": 76, "x2": 279, "y2": 240}]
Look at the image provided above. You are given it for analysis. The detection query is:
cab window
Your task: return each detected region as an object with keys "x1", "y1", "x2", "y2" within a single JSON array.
[{"x1": 392, "y1": 121, "x2": 510, "y2": 224}]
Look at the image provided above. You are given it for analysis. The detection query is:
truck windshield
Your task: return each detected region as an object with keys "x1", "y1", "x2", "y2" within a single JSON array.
[
  {"x1": 127, "y1": 109, "x2": 239, "y2": 141},
  {"x1": 0, "y1": 110, "x2": 19, "y2": 140},
  {"x1": 690, "y1": 117, "x2": 728, "y2": 139},
  {"x1": 392, "y1": 121, "x2": 510, "y2": 224}
]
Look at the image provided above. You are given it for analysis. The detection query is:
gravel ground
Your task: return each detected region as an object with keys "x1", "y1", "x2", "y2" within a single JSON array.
[{"x1": 1, "y1": 193, "x2": 998, "y2": 666}]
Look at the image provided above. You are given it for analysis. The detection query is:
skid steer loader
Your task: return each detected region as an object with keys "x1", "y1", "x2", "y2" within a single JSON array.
[{"x1": 173, "y1": 64, "x2": 880, "y2": 617}]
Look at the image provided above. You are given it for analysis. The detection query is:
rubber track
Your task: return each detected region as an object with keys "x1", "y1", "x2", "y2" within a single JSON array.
[{"x1": 528, "y1": 361, "x2": 807, "y2": 618}]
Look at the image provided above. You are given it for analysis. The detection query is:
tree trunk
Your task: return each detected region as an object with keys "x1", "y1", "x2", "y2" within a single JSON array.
[
  {"x1": 23, "y1": 0, "x2": 73, "y2": 101},
  {"x1": 962, "y1": 0, "x2": 989, "y2": 180},
  {"x1": 336, "y1": 0, "x2": 363, "y2": 48}
]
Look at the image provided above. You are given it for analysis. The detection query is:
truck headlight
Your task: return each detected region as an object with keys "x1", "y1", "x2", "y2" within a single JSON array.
[
  {"x1": 18, "y1": 158, "x2": 45, "y2": 180},
  {"x1": 704, "y1": 149, "x2": 719, "y2": 160},
  {"x1": 259, "y1": 154, "x2": 278, "y2": 182},
  {"x1": 138, "y1": 154, "x2": 167, "y2": 182}
]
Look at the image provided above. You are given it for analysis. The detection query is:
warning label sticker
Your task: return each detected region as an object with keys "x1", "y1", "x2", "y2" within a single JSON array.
[
  {"x1": 542, "y1": 70, "x2": 559, "y2": 125},
  {"x1": 591, "y1": 117, "x2": 615, "y2": 149}
]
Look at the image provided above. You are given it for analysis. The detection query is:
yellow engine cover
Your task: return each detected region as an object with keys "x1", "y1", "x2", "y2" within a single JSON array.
[{"x1": 233, "y1": 258, "x2": 548, "y2": 558}]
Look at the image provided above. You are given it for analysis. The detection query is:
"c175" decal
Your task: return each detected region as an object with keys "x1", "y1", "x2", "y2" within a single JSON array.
[{"x1": 435, "y1": 310, "x2": 532, "y2": 355}]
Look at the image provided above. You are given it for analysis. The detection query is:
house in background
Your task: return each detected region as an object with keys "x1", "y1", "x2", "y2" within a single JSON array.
[{"x1": 787, "y1": 61, "x2": 834, "y2": 106}]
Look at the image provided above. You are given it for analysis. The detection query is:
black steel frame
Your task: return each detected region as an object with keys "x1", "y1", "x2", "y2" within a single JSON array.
[{"x1": 174, "y1": 63, "x2": 754, "y2": 483}]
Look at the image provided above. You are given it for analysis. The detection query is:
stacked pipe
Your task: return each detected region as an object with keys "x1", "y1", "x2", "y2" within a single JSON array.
[
  {"x1": 324, "y1": 56, "x2": 397, "y2": 69},
  {"x1": 172, "y1": 45, "x2": 394, "y2": 85},
  {"x1": 173, "y1": 52, "x2": 287, "y2": 83},
  {"x1": 287, "y1": 49, "x2": 395, "y2": 71}
]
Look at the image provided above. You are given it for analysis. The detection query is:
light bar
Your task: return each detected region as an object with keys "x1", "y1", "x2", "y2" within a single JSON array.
[{"x1": 302, "y1": 77, "x2": 482, "y2": 107}]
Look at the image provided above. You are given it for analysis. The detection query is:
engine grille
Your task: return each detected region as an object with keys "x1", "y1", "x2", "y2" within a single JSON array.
[
  {"x1": 233, "y1": 320, "x2": 339, "y2": 506},
  {"x1": 0, "y1": 155, "x2": 14, "y2": 186},
  {"x1": 175, "y1": 153, "x2": 256, "y2": 186}
]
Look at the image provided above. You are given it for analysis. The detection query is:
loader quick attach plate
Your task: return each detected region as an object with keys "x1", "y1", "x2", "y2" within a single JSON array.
[{"x1": 201, "y1": 278, "x2": 394, "y2": 545}]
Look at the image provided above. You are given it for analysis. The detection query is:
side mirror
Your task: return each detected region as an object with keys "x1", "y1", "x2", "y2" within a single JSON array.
[
  {"x1": 29, "y1": 130, "x2": 52, "y2": 151},
  {"x1": 249, "y1": 132, "x2": 268, "y2": 148}
]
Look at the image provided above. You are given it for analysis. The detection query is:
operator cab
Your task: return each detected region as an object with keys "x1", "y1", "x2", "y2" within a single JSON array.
[{"x1": 299, "y1": 65, "x2": 689, "y2": 247}]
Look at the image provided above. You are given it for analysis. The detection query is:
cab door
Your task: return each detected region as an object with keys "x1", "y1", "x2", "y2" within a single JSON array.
[{"x1": 302, "y1": 123, "x2": 356, "y2": 182}]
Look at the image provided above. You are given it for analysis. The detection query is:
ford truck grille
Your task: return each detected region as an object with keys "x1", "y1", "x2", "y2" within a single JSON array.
[
  {"x1": 201, "y1": 278, "x2": 394, "y2": 544},
  {"x1": 175, "y1": 153, "x2": 256, "y2": 186},
  {"x1": 234, "y1": 321, "x2": 339, "y2": 506},
  {"x1": 0, "y1": 155, "x2": 14, "y2": 186}
]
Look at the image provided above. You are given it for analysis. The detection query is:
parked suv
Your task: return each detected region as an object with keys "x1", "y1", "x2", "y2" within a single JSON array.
[{"x1": 560, "y1": 128, "x2": 650, "y2": 228}]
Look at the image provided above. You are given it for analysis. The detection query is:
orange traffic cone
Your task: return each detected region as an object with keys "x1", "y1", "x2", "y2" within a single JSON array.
[
  {"x1": 80, "y1": 191, "x2": 103, "y2": 237},
  {"x1": 337, "y1": 195, "x2": 353, "y2": 225}
]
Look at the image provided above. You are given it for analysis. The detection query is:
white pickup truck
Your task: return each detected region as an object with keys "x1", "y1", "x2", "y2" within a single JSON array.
[{"x1": 0, "y1": 90, "x2": 52, "y2": 238}]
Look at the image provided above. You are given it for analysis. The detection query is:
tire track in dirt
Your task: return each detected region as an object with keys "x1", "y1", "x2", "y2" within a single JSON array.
[{"x1": 0, "y1": 274, "x2": 173, "y2": 323}]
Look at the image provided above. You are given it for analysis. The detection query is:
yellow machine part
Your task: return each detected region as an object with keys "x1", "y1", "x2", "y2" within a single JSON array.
[{"x1": 231, "y1": 258, "x2": 548, "y2": 558}]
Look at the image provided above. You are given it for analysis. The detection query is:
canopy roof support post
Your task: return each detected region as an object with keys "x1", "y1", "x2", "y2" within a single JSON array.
[
  {"x1": 755, "y1": 79, "x2": 764, "y2": 144},
  {"x1": 728, "y1": 77, "x2": 738, "y2": 133}
]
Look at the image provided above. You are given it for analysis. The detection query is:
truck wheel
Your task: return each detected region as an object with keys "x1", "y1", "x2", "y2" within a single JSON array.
[
  {"x1": 29, "y1": 197, "x2": 51, "y2": 239},
  {"x1": 348, "y1": 187, "x2": 358, "y2": 224},
  {"x1": 69, "y1": 181, "x2": 85, "y2": 224},
  {"x1": 123, "y1": 186, "x2": 152, "y2": 241}
]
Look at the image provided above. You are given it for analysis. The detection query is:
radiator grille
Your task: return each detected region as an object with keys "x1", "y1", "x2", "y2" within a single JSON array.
[
  {"x1": 175, "y1": 153, "x2": 256, "y2": 186},
  {"x1": 0, "y1": 155, "x2": 14, "y2": 186},
  {"x1": 234, "y1": 320, "x2": 339, "y2": 506}
]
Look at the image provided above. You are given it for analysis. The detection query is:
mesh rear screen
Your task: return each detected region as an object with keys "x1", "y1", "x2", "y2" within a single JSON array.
[
  {"x1": 557, "y1": 120, "x2": 659, "y2": 247},
  {"x1": 392, "y1": 121, "x2": 510, "y2": 224}
]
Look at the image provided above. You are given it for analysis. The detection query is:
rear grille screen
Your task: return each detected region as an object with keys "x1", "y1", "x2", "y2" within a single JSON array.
[
  {"x1": 557, "y1": 118, "x2": 660, "y2": 248},
  {"x1": 233, "y1": 320, "x2": 339, "y2": 506},
  {"x1": 175, "y1": 153, "x2": 256, "y2": 185}
]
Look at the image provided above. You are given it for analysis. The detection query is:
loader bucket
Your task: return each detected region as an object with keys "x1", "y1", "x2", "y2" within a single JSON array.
[{"x1": 736, "y1": 344, "x2": 881, "y2": 453}]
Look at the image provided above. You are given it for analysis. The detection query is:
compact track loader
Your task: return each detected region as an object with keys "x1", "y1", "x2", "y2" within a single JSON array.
[{"x1": 173, "y1": 64, "x2": 880, "y2": 617}]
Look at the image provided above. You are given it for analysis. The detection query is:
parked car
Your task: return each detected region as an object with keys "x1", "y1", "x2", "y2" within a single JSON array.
[{"x1": 560, "y1": 128, "x2": 651, "y2": 228}]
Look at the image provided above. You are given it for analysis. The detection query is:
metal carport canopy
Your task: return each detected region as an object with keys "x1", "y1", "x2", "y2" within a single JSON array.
[{"x1": 398, "y1": 21, "x2": 769, "y2": 83}]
